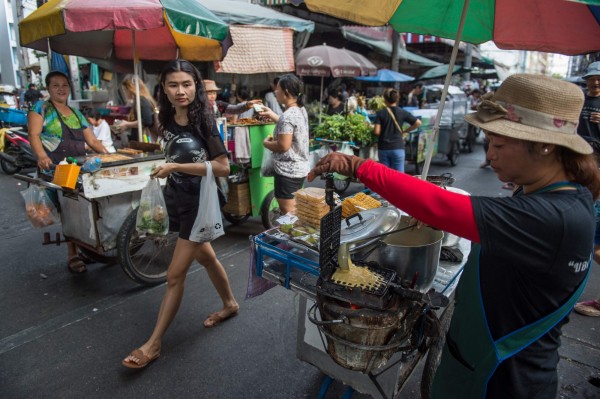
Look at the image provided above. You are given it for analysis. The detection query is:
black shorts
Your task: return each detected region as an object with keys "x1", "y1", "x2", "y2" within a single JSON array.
[
  {"x1": 163, "y1": 177, "x2": 201, "y2": 240},
  {"x1": 274, "y1": 174, "x2": 304, "y2": 200}
]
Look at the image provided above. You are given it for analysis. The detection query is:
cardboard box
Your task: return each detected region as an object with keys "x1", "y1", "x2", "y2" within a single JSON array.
[{"x1": 222, "y1": 182, "x2": 250, "y2": 215}]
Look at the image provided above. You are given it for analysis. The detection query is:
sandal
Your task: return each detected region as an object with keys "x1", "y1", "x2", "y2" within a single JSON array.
[
  {"x1": 77, "y1": 251, "x2": 95, "y2": 264},
  {"x1": 122, "y1": 349, "x2": 160, "y2": 369},
  {"x1": 203, "y1": 308, "x2": 239, "y2": 328},
  {"x1": 574, "y1": 300, "x2": 600, "y2": 317},
  {"x1": 67, "y1": 256, "x2": 87, "y2": 274}
]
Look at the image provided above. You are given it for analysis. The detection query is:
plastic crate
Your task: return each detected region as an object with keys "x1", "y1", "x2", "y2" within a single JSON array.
[
  {"x1": 0, "y1": 107, "x2": 27, "y2": 125},
  {"x1": 254, "y1": 233, "x2": 319, "y2": 289}
]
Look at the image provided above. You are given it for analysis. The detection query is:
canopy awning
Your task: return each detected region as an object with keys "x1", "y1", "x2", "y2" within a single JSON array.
[
  {"x1": 200, "y1": 0, "x2": 314, "y2": 33},
  {"x1": 341, "y1": 26, "x2": 442, "y2": 67},
  {"x1": 215, "y1": 26, "x2": 295, "y2": 74}
]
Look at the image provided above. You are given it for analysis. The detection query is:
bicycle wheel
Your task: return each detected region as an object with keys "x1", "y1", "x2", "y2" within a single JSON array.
[
  {"x1": 260, "y1": 191, "x2": 280, "y2": 229},
  {"x1": 117, "y1": 208, "x2": 177, "y2": 286}
]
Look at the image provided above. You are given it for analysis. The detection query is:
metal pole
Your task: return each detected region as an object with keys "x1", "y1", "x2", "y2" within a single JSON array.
[
  {"x1": 420, "y1": 0, "x2": 470, "y2": 179},
  {"x1": 132, "y1": 31, "x2": 143, "y2": 142},
  {"x1": 319, "y1": 75, "x2": 324, "y2": 124}
]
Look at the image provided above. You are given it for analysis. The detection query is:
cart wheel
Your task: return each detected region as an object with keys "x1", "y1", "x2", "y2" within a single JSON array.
[
  {"x1": 333, "y1": 177, "x2": 350, "y2": 194},
  {"x1": 223, "y1": 212, "x2": 250, "y2": 225},
  {"x1": 1, "y1": 143, "x2": 22, "y2": 175},
  {"x1": 260, "y1": 190, "x2": 280, "y2": 229},
  {"x1": 448, "y1": 141, "x2": 460, "y2": 166},
  {"x1": 116, "y1": 208, "x2": 177, "y2": 286},
  {"x1": 78, "y1": 246, "x2": 117, "y2": 264},
  {"x1": 420, "y1": 301, "x2": 455, "y2": 399}
]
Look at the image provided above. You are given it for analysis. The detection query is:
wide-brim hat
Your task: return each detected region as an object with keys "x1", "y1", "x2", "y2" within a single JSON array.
[
  {"x1": 583, "y1": 61, "x2": 600, "y2": 79},
  {"x1": 204, "y1": 80, "x2": 221, "y2": 92},
  {"x1": 465, "y1": 74, "x2": 592, "y2": 154}
]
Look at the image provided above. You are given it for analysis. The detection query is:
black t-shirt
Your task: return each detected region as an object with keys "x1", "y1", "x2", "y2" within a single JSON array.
[
  {"x1": 577, "y1": 94, "x2": 600, "y2": 141},
  {"x1": 374, "y1": 106, "x2": 418, "y2": 150},
  {"x1": 24, "y1": 89, "x2": 43, "y2": 103},
  {"x1": 471, "y1": 186, "x2": 594, "y2": 398},
  {"x1": 326, "y1": 103, "x2": 345, "y2": 115},
  {"x1": 128, "y1": 97, "x2": 156, "y2": 141},
  {"x1": 162, "y1": 121, "x2": 226, "y2": 183}
]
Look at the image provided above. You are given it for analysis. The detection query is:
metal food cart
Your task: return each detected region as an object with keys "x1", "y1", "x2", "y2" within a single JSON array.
[
  {"x1": 16, "y1": 152, "x2": 173, "y2": 286},
  {"x1": 251, "y1": 192, "x2": 470, "y2": 398}
]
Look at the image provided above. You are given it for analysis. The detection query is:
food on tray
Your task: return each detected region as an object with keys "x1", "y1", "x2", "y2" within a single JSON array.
[
  {"x1": 341, "y1": 192, "x2": 382, "y2": 218},
  {"x1": 293, "y1": 187, "x2": 340, "y2": 228},
  {"x1": 117, "y1": 148, "x2": 143, "y2": 155},
  {"x1": 95, "y1": 153, "x2": 132, "y2": 163},
  {"x1": 332, "y1": 262, "x2": 384, "y2": 289},
  {"x1": 236, "y1": 117, "x2": 263, "y2": 125}
]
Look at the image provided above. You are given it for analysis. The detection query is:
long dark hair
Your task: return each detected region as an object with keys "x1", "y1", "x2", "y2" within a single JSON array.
[
  {"x1": 157, "y1": 60, "x2": 212, "y2": 139},
  {"x1": 278, "y1": 74, "x2": 305, "y2": 107}
]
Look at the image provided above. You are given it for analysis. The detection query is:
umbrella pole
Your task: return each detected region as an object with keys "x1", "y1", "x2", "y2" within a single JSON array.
[
  {"x1": 319, "y1": 76, "x2": 324, "y2": 124},
  {"x1": 420, "y1": 0, "x2": 470, "y2": 179},
  {"x1": 133, "y1": 31, "x2": 143, "y2": 143}
]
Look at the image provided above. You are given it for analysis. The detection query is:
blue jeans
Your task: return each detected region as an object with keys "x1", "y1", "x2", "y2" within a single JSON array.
[{"x1": 378, "y1": 149, "x2": 406, "y2": 173}]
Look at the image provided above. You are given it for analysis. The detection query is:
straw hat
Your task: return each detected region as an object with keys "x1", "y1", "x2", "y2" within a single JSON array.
[
  {"x1": 465, "y1": 74, "x2": 592, "y2": 154},
  {"x1": 203, "y1": 80, "x2": 221, "y2": 92}
]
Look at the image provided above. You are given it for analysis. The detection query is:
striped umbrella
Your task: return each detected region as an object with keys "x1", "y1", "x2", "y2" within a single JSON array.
[
  {"x1": 19, "y1": 0, "x2": 231, "y2": 141},
  {"x1": 293, "y1": 0, "x2": 600, "y2": 176}
]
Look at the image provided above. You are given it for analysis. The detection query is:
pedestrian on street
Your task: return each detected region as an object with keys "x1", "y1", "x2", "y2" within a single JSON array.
[
  {"x1": 204, "y1": 80, "x2": 262, "y2": 122},
  {"x1": 308, "y1": 74, "x2": 600, "y2": 398},
  {"x1": 258, "y1": 74, "x2": 310, "y2": 216},
  {"x1": 23, "y1": 83, "x2": 44, "y2": 110},
  {"x1": 122, "y1": 60, "x2": 239, "y2": 369},
  {"x1": 374, "y1": 88, "x2": 421, "y2": 173},
  {"x1": 407, "y1": 82, "x2": 424, "y2": 108},
  {"x1": 111, "y1": 75, "x2": 157, "y2": 144},
  {"x1": 574, "y1": 61, "x2": 600, "y2": 318}
]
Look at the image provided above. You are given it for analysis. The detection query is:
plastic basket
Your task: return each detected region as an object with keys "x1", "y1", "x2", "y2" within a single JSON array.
[
  {"x1": 0, "y1": 107, "x2": 27, "y2": 125},
  {"x1": 52, "y1": 164, "x2": 81, "y2": 189},
  {"x1": 254, "y1": 233, "x2": 319, "y2": 289}
]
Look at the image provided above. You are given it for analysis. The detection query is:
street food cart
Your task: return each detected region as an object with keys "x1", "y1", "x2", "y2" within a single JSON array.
[
  {"x1": 250, "y1": 180, "x2": 469, "y2": 398},
  {"x1": 221, "y1": 122, "x2": 280, "y2": 229},
  {"x1": 15, "y1": 150, "x2": 172, "y2": 286}
]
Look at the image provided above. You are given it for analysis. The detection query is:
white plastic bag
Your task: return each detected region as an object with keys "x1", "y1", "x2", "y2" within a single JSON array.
[
  {"x1": 136, "y1": 178, "x2": 169, "y2": 236},
  {"x1": 189, "y1": 162, "x2": 225, "y2": 243},
  {"x1": 21, "y1": 185, "x2": 59, "y2": 228},
  {"x1": 261, "y1": 148, "x2": 275, "y2": 177}
]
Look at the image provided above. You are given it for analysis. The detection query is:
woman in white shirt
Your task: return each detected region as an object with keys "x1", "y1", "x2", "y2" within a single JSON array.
[{"x1": 84, "y1": 109, "x2": 116, "y2": 153}]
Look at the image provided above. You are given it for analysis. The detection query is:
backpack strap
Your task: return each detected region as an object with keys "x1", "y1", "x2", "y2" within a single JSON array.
[{"x1": 385, "y1": 107, "x2": 405, "y2": 137}]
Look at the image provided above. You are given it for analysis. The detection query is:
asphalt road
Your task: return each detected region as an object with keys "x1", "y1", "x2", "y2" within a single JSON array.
[{"x1": 0, "y1": 141, "x2": 598, "y2": 399}]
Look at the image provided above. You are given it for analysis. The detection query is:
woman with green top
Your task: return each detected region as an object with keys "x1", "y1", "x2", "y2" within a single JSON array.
[{"x1": 28, "y1": 71, "x2": 107, "y2": 273}]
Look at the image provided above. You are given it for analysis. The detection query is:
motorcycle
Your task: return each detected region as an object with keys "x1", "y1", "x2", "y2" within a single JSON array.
[{"x1": 0, "y1": 126, "x2": 37, "y2": 174}]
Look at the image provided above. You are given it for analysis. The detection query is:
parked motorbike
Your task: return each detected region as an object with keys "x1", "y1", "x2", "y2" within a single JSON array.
[{"x1": 0, "y1": 126, "x2": 37, "y2": 174}]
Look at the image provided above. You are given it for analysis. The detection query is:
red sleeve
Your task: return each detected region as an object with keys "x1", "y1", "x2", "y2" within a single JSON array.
[{"x1": 356, "y1": 160, "x2": 480, "y2": 242}]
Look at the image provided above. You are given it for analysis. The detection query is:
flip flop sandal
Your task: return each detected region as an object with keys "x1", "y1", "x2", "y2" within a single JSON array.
[
  {"x1": 77, "y1": 251, "x2": 95, "y2": 264},
  {"x1": 574, "y1": 300, "x2": 600, "y2": 317},
  {"x1": 203, "y1": 310, "x2": 239, "y2": 328},
  {"x1": 122, "y1": 349, "x2": 160, "y2": 369},
  {"x1": 67, "y1": 257, "x2": 87, "y2": 274}
]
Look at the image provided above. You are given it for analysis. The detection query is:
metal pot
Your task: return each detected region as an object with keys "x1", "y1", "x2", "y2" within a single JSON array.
[
  {"x1": 351, "y1": 216, "x2": 443, "y2": 293},
  {"x1": 339, "y1": 207, "x2": 402, "y2": 251}
]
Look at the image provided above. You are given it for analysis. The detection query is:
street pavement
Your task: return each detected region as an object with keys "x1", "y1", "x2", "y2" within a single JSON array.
[{"x1": 0, "y1": 141, "x2": 598, "y2": 399}]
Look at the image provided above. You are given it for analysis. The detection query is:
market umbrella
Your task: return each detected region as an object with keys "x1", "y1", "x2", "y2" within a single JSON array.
[
  {"x1": 294, "y1": 0, "x2": 600, "y2": 177},
  {"x1": 418, "y1": 64, "x2": 467, "y2": 80},
  {"x1": 295, "y1": 44, "x2": 377, "y2": 122},
  {"x1": 19, "y1": 0, "x2": 231, "y2": 140},
  {"x1": 356, "y1": 68, "x2": 414, "y2": 83}
]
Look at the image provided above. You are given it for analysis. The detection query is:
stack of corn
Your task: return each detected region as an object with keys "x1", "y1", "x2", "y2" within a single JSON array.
[
  {"x1": 341, "y1": 192, "x2": 382, "y2": 218},
  {"x1": 294, "y1": 187, "x2": 335, "y2": 228}
]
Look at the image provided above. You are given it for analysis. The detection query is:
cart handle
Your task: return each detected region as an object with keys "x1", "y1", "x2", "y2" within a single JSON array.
[
  {"x1": 14, "y1": 173, "x2": 67, "y2": 192},
  {"x1": 315, "y1": 137, "x2": 356, "y2": 146},
  {"x1": 307, "y1": 302, "x2": 348, "y2": 325}
]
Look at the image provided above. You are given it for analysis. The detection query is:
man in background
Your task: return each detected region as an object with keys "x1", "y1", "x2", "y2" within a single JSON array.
[
  {"x1": 264, "y1": 77, "x2": 283, "y2": 116},
  {"x1": 23, "y1": 83, "x2": 44, "y2": 110}
]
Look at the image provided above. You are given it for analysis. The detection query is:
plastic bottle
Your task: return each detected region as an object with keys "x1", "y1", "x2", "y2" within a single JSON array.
[{"x1": 81, "y1": 157, "x2": 102, "y2": 173}]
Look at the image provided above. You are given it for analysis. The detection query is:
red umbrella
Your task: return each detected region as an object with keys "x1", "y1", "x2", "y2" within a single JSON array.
[{"x1": 296, "y1": 44, "x2": 377, "y2": 122}]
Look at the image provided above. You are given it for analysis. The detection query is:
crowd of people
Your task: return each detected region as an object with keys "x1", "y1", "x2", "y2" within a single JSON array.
[{"x1": 18, "y1": 56, "x2": 599, "y2": 396}]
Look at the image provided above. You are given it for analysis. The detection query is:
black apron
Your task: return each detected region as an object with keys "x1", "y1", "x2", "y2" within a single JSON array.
[
  {"x1": 431, "y1": 182, "x2": 592, "y2": 398},
  {"x1": 46, "y1": 104, "x2": 87, "y2": 164}
]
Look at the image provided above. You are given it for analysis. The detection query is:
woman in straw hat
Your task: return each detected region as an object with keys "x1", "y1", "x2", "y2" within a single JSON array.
[{"x1": 308, "y1": 74, "x2": 600, "y2": 399}]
